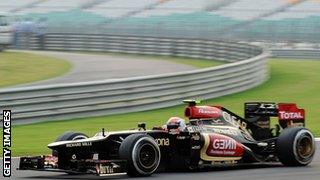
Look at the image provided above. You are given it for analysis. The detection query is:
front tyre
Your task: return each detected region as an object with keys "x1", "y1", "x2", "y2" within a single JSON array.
[
  {"x1": 119, "y1": 134, "x2": 161, "y2": 177},
  {"x1": 277, "y1": 127, "x2": 315, "y2": 166},
  {"x1": 52, "y1": 131, "x2": 89, "y2": 173},
  {"x1": 52, "y1": 131, "x2": 88, "y2": 157}
]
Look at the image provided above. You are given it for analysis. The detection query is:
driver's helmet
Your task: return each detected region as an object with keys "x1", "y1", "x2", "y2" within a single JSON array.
[{"x1": 166, "y1": 117, "x2": 186, "y2": 132}]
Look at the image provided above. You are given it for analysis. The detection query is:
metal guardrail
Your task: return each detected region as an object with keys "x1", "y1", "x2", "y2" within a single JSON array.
[
  {"x1": 18, "y1": 34, "x2": 261, "y2": 62},
  {"x1": 271, "y1": 49, "x2": 320, "y2": 59},
  {"x1": 2, "y1": 34, "x2": 269, "y2": 124}
]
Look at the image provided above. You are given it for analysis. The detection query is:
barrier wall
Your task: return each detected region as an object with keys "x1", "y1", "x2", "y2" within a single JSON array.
[{"x1": 1, "y1": 34, "x2": 269, "y2": 124}]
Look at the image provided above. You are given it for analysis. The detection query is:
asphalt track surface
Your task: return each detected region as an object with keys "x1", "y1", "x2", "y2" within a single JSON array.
[
  {"x1": 16, "y1": 51, "x2": 196, "y2": 87},
  {"x1": 3, "y1": 141, "x2": 319, "y2": 180}
]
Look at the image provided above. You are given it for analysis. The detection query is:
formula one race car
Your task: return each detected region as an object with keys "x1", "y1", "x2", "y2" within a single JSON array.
[{"x1": 19, "y1": 100, "x2": 316, "y2": 177}]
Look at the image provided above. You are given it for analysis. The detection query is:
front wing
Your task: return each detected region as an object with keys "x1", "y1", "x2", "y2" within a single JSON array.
[{"x1": 19, "y1": 155, "x2": 127, "y2": 176}]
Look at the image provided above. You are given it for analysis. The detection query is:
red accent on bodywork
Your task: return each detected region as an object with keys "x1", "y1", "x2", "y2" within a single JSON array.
[
  {"x1": 44, "y1": 155, "x2": 58, "y2": 167},
  {"x1": 278, "y1": 103, "x2": 305, "y2": 121},
  {"x1": 185, "y1": 106, "x2": 221, "y2": 119},
  {"x1": 206, "y1": 133, "x2": 244, "y2": 157},
  {"x1": 44, "y1": 155, "x2": 58, "y2": 161}
]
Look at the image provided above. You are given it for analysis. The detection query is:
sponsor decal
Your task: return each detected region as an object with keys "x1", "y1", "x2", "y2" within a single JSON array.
[
  {"x1": 97, "y1": 164, "x2": 114, "y2": 174},
  {"x1": 3, "y1": 110, "x2": 11, "y2": 177},
  {"x1": 279, "y1": 111, "x2": 303, "y2": 119},
  {"x1": 192, "y1": 145, "x2": 201, "y2": 149},
  {"x1": 278, "y1": 103, "x2": 305, "y2": 122},
  {"x1": 211, "y1": 118, "x2": 224, "y2": 125},
  {"x1": 66, "y1": 142, "x2": 92, "y2": 147},
  {"x1": 71, "y1": 154, "x2": 77, "y2": 159},
  {"x1": 211, "y1": 160, "x2": 237, "y2": 165},
  {"x1": 188, "y1": 126, "x2": 239, "y2": 136},
  {"x1": 212, "y1": 128, "x2": 238, "y2": 136},
  {"x1": 176, "y1": 136, "x2": 187, "y2": 140},
  {"x1": 198, "y1": 108, "x2": 220, "y2": 115},
  {"x1": 222, "y1": 111, "x2": 247, "y2": 130},
  {"x1": 186, "y1": 106, "x2": 221, "y2": 119},
  {"x1": 155, "y1": 138, "x2": 170, "y2": 146},
  {"x1": 213, "y1": 139, "x2": 236, "y2": 150},
  {"x1": 206, "y1": 134, "x2": 244, "y2": 157},
  {"x1": 44, "y1": 156, "x2": 58, "y2": 168},
  {"x1": 191, "y1": 134, "x2": 200, "y2": 140}
]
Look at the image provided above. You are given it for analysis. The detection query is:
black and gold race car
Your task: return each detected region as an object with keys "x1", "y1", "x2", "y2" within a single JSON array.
[{"x1": 19, "y1": 100, "x2": 316, "y2": 177}]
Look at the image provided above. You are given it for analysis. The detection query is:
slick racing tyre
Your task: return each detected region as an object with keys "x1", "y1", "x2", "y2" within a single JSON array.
[
  {"x1": 119, "y1": 134, "x2": 161, "y2": 177},
  {"x1": 55, "y1": 131, "x2": 88, "y2": 141},
  {"x1": 52, "y1": 131, "x2": 88, "y2": 156},
  {"x1": 277, "y1": 127, "x2": 315, "y2": 166}
]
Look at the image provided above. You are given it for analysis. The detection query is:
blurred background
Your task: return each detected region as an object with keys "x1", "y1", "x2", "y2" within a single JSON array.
[{"x1": 1, "y1": 0, "x2": 320, "y2": 50}]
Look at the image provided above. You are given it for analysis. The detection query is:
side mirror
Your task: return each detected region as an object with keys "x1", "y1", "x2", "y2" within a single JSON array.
[
  {"x1": 182, "y1": 99, "x2": 201, "y2": 106},
  {"x1": 138, "y1": 122, "x2": 146, "y2": 131}
]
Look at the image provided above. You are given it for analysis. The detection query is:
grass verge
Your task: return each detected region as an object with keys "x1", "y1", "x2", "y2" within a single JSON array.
[{"x1": 0, "y1": 51, "x2": 71, "y2": 87}]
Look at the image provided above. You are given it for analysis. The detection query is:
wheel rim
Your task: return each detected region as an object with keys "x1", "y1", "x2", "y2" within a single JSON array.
[
  {"x1": 132, "y1": 137, "x2": 161, "y2": 175},
  {"x1": 293, "y1": 130, "x2": 315, "y2": 164},
  {"x1": 296, "y1": 134, "x2": 313, "y2": 159},
  {"x1": 138, "y1": 143, "x2": 157, "y2": 169}
]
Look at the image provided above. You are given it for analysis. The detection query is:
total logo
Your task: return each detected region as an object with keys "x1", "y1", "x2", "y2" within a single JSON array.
[
  {"x1": 212, "y1": 139, "x2": 236, "y2": 150},
  {"x1": 279, "y1": 111, "x2": 303, "y2": 119}
]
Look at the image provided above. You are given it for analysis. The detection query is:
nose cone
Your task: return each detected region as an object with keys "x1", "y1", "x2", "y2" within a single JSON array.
[{"x1": 47, "y1": 140, "x2": 69, "y2": 149}]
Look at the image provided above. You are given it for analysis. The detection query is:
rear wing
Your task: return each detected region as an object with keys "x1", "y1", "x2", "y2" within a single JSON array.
[{"x1": 244, "y1": 102, "x2": 305, "y2": 128}]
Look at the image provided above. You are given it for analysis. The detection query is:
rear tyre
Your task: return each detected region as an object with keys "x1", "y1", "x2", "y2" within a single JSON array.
[
  {"x1": 52, "y1": 131, "x2": 88, "y2": 156},
  {"x1": 119, "y1": 134, "x2": 161, "y2": 177},
  {"x1": 277, "y1": 127, "x2": 315, "y2": 166}
]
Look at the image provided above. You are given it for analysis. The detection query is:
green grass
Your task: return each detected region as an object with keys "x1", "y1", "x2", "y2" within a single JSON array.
[
  {"x1": 4, "y1": 58, "x2": 320, "y2": 156},
  {"x1": 0, "y1": 51, "x2": 219, "y2": 89},
  {"x1": 0, "y1": 52, "x2": 71, "y2": 87}
]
